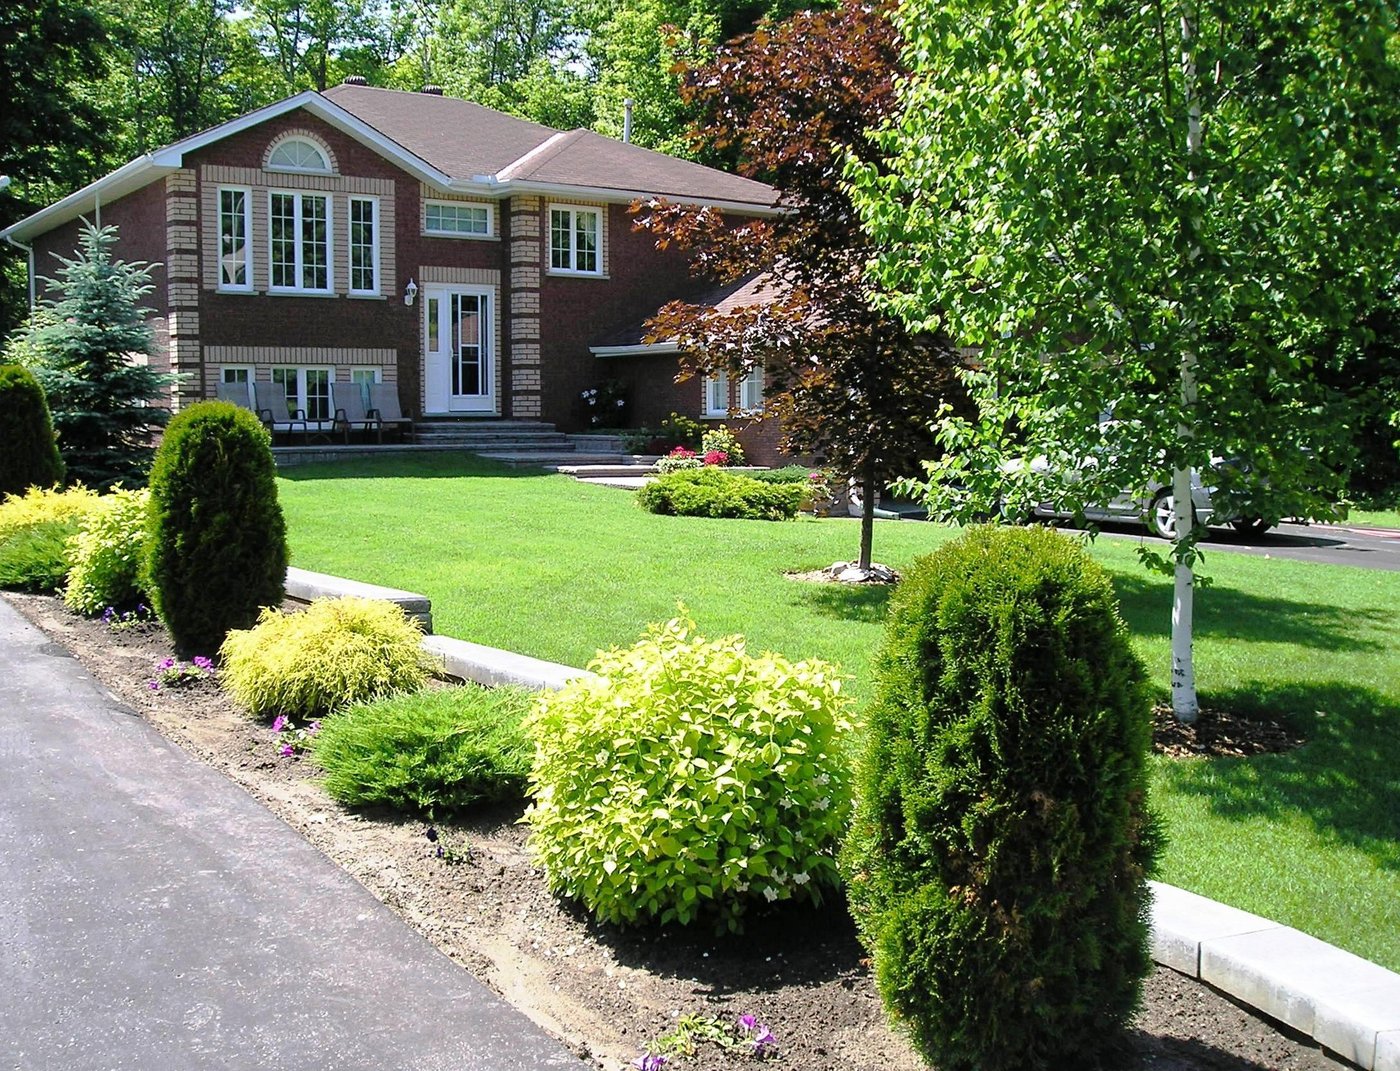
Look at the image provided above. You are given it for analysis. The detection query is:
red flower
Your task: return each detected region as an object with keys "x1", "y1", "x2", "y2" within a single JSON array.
[{"x1": 703, "y1": 450, "x2": 729, "y2": 466}]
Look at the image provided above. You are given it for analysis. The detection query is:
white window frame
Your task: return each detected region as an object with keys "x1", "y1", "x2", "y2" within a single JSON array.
[
  {"x1": 268, "y1": 190, "x2": 333, "y2": 295},
  {"x1": 423, "y1": 200, "x2": 493, "y2": 238},
  {"x1": 266, "y1": 136, "x2": 333, "y2": 174},
  {"x1": 220, "y1": 365, "x2": 255, "y2": 407},
  {"x1": 548, "y1": 203, "x2": 602, "y2": 276},
  {"x1": 348, "y1": 195, "x2": 380, "y2": 296},
  {"x1": 349, "y1": 367, "x2": 382, "y2": 407},
  {"x1": 217, "y1": 187, "x2": 254, "y2": 292},
  {"x1": 272, "y1": 365, "x2": 335, "y2": 422},
  {"x1": 702, "y1": 371, "x2": 730, "y2": 418},
  {"x1": 739, "y1": 365, "x2": 764, "y2": 413}
]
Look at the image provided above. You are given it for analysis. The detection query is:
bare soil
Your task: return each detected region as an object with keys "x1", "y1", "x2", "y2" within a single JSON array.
[{"x1": 5, "y1": 592, "x2": 1348, "y2": 1071}]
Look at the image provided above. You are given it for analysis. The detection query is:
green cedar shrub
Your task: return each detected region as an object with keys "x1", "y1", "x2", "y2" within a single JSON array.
[
  {"x1": 220, "y1": 597, "x2": 432, "y2": 719},
  {"x1": 0, "y1": 364, "x2": 64, "y2": 496},
  {"x1": 750, "y1": 465, "x2": 815, "y2": 484},
  {"x1": 64, "y1": 488, "x2": 151, "y2": 614},
  {"x1": 314, "y1": 685, "x2": 533, "y2": 815},
  {"x1": 525, "y1": 615, "x2": 853, "y2": 932},
  {"x1": 0, "y1": 519, "x2": 84, "y2": 592},
  {"x1": 145, "y1": 400, "x2": 287, "y2": 656},
  {"x1": 699, "y1": 425, "x2": 746, "y2": 465},
  {"x1": 636, "y1": 467, "x2": 804, "y2": 520},
  {"x1": 843, "y1": 525, "x2": 1161, "y2": 1071}
]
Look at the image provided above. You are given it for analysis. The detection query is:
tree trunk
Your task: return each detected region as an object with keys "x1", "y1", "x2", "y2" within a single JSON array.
[{"x1": 858, "y1": 458, "x2": 876, "y2": 571}]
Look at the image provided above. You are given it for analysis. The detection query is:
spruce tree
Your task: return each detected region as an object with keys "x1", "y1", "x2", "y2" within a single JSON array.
[{"x1": 19, "y1": 222, "x2": 175, "y2": 490}]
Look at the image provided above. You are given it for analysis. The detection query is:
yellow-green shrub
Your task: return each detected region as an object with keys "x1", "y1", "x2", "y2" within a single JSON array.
[
  {"x1": 220, "y1": 597, "x2": 431, "y2": 719},
  {"x1": 0, "y1": 486, "x2": 104, "y2": 592},
  {"x1": 64, "y1": 488, "x2": 151, "y2": 614},
  {"x1": 524, "y1": 615, "x2": 853, "y2": 932},
  {"x1": 0, "y1": 486, "x2": 102, "y2": 538}
]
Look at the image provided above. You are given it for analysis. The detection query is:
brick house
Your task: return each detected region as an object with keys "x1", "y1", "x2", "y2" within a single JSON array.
[{"x1": 1, "y1": 83, "x2": 783, "y2": 456}]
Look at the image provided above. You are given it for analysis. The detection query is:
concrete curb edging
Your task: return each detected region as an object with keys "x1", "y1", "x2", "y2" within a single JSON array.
[
  {"x1": 285, "y1": 565, "x2": 1400, "y2": 1067},
  {"x1": 1149, "y1": 882, "x2": 1400, "y2": 1069}
]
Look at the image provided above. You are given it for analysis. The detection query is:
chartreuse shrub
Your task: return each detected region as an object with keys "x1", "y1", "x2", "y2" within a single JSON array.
[
  {"x1": 314, "y1": 685, "x2": 533, "y2": 815},
  {"x1": 145, "y1": 401, "x2": 287, "y2": 655},
  {"x1": 64, "y1": 488, "x2": 151, "y2": 614},
  {"x1": 0, "y1": 364, "x2": 64, "y2": 497},
  {"x1": 220, "y1": 597, "x2": 432, "y2": 720},
  {"x1": 843, "y1": 526, "x2": 1160, "y2": 1071},
  {"x1": 525, "y1": 615, "x2": 853, "y2": 932},
  {"x1": 0, "y1": 486, "x2": 103, "y2": 592},
  {"x1": 636, "y1": 467, "x2": 804, "y2": 520}
]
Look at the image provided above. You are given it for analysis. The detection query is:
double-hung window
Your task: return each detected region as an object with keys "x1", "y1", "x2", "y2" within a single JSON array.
[
  {"x1": 549, "y1": 205, "x2": 600, "y2": 274},
  {"x1": 273, "y1": 366, "x2": 333, "y2": 421},
  {"x1": 269, "y1": 192, "x2": 331, "y2": 293},
  {"x1": 703, "y1": 372, "x2": 729, "y2": 417},
  {"x1": 220, "y1": 366, "x2": 255, "y2": 407},
  {"x1": 703, "y1": 366, "x2": 764, "y2": 417},
  {"x1": 349, "y1": 196, "x2": 379, "y2": 295},
  {"x1": 218, "y1": 188, "x2": 253, "y2": 291},
  {"x1": 739, "y1": 366, "x2": 764, "y2": 412}
]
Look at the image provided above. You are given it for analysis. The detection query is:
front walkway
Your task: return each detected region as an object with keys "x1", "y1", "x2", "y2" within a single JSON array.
[{"x1": 0, "y1": 599, "x2": 584, "y2": 1071}]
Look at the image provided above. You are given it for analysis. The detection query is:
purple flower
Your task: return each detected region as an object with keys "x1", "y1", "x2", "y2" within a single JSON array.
[
  {"x1": 192, "y1": 656, "x2": 213, "y2": 671},
  {"x1": 307, "y1": 721, "x2": 321, "y2": 734},
  {"x1": 271, "y1": 715, "x2": 288, "y2": 733},
  {"x1": 752, "y1": 1025, "x2": 776, "y2": 1055},
  {"x1": 102, "y1": 607, "x2": 116, "y2": 623},
  {"x1": 630, "y1": 1055, "x2": 667, "y2": 1071},
  {"x1": 147, "y1": 680, "x2": 160, "y2": 691},
  {"x1": 278, "y1": 743, "x2": 295, "y2": 757},
  {"x1": 157, "y1": 657, "x2": 176, "y2": 671},
  {"x1": 424, "y1": 827, "x2": 439, "y2": 842},
  {"x1": 738, "y1": 1014, "x2": 757, "y2": 1032}
]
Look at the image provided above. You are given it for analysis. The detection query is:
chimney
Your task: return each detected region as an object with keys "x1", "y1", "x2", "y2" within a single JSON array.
[
  {"x1": 342, "y1": 74, "x2": 368, "y2": 86},
  {"x1": 623, "y1": 98, "x2": 634, "y2": 144},
  {"x1": 421, "y1": 84, "x2": 444, "y2": 95}
]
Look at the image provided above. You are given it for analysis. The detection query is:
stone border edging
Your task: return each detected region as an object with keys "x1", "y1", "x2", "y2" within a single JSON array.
[
  {"x1": 1149, "y1": 882, "x2": 1400, "y2": 1069},
  {"x1": 282, "y1": 566, "x2": 1400, "y2": 1068}
]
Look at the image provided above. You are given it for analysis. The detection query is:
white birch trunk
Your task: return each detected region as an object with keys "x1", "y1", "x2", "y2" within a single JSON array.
[{"x1": 1172, "y1": 5, "x2": 1203, "y2": 724}]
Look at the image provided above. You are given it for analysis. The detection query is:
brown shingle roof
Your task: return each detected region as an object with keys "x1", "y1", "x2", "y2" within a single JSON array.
[
  {"x1": 593, "y1": 273, "x2": 787, "y2": 349},
  {"x1": 321, "y1": 84, "x2": 776, "y2": 209}
]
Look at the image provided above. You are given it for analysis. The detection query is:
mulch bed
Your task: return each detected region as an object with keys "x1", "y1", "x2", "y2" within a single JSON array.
[
  {"x1": 1153, "y1": 704, "x2": 1306, "y2": 758},
  {"x1": 3, "y1": 591, "x2": 1348, "y2": 1071}
]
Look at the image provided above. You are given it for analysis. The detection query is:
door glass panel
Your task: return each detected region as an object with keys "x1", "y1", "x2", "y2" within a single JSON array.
[
  {"x1": 451, "y1": 293, "x2": 484, "y2": 397},
  {"x1": 427, "y1": 297, "x2": 440, "y2": 352}
]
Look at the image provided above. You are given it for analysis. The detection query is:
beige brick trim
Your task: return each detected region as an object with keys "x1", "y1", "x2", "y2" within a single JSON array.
[
  {"x1": 168, "y1": 224, "x2": 198, "y2": 253},
  {"x1": 165, "y1": 170, "x2": 197, "y2": 195},
  {"x1": 261, "y1": 129, "x2": 340, "y2": 174},
  {"x1": 201, "y1": 164, "x2": 391, "y2": 196},
  {"x1": 419, "y1": 266, "x2": 501, "y2": 286},
  {"x1": 511, "y1": 266, "x2": 540, "y2": 290}
]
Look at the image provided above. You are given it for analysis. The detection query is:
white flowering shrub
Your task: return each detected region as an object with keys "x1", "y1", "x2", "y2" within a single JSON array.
[{"x1": 524, "y1": 615, "x2": 853, "y2": 932}]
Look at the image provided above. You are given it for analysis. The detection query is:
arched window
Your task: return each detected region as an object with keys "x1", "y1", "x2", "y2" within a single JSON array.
[{"x1": 266, "y1": 137, "x2": 332, "y2": 173}]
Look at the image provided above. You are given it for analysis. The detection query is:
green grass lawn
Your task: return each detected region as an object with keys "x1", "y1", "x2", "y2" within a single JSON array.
[
  {"x1": 279, "y1": 454, "x2": 1400, "y2": 970},
  {"x1": 1344, "y1": 506, "x2": 1400, "y2": 529}
]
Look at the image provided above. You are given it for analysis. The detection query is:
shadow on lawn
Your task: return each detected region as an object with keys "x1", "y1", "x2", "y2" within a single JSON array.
[
  {"x1": 788, "y1": 579, "x2": 894, "y2": 625},
  {"x1": 277, "y1": 453, "x2": 552, "y2": 482},
  {"x1": 1109, "y1": 572, "x2": 1393, "y2": 653},
  {"x1": 1157, "y1": 680, "x2": 1400, "y2": 872}
]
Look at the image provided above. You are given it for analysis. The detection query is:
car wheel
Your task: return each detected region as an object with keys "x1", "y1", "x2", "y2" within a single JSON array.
[
  {"x1": 1231, "y1": 516, "x2": 1272, "y2": 538},
  {"x1": 1148, "y1": 491, "x2": 1194, "y2": 540}
]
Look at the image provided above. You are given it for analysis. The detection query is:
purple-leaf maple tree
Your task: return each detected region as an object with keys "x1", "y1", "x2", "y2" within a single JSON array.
[{"x1": 633, "y1": 0, "x2": 963, "y2": 571}]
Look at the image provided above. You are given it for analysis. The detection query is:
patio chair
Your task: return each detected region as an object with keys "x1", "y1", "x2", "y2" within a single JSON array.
[
  {"x1": 215, "y1": 382, "x2": 257, "y2": 413},
  {"x1": 332, "y1": 382, "x2": 382, "y2": 444},
  {"x1": 252, "y1": 382, "x2": 309, "y2": 444},
  {"x1": 368, "y1": 383, "x2": 413, "y2": 443}
]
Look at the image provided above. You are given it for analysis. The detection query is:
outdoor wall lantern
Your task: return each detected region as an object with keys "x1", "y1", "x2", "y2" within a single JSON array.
[{"x1": 404, "y1": 278, "x2": 418, "y2": 307}]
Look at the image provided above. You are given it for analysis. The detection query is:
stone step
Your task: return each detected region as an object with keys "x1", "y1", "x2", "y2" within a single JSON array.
[
  {"x1": 412, "y1": 433, "x2": 575, "y2": 447},
  {"x1": 412, "y1": 419, "x2": 558, "y2": 432},
  {"x1": 479, "y1": 451, "x2": 631, "y2": 466},
  {"x1": 555, "y1": 463, "x2": 658, "y2": 478}
]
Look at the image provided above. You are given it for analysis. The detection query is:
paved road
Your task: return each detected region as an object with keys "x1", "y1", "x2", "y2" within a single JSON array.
[
  {"x1": 0, "y1": 600, "x2": 585, "y2": 1071},
  {"x1": 1067, "y1": 521, "x2": 1400, "y2": 570}
]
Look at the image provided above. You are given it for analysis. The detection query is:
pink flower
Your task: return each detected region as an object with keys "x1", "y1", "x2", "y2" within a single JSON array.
[
  {"x1": 278, "y1": 743, "x2": 295, "y2": 757},
  {"x1": 668, "y1": 446, "x2": 695, "y2": 458},
  {"x1": 702, "y1": 450, "x2": 729, "y2": 466},
  {"x1": 271, "y1": 715, "x2": 288, "y2": 733}
]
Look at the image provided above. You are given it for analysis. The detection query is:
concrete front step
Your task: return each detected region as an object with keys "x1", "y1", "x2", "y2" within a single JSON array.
[
  {"x1": 414, "y1": 437, "x2": 577, "y2": 450},
  {"x1": 555, "y1": 463, "x2": 658, "y2": 478},
  {"x1": 479, "y1": 451, "x2": 631, "y2": 466}
]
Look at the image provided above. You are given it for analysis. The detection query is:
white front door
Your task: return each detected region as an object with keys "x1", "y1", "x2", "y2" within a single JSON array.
[{"x1": 423, "y1": 285, "x2": 494, "y2": 413}]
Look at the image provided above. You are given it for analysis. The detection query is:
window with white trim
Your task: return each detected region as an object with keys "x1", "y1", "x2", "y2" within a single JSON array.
[
  {"x1": 267, "y1": 137, "x2": 331, "y2": 173},
  {"x1": 269, "y1": 192, "x2": 331, "y2": 292},
  {"x1": 220, "y1": 366, "x2": 254, "y2": 407},
  {"x1": 703, "y1": 372, "x2": 729, "y2": 417},
  {"x1": 349, "y1": 196, "x2": 379, "y2": 294},
  {"x1": 739, "y1": 366, "x2": 764, "y2": 412},
  {"x1": 217, "y1": 188, "x2": 253, "y2": 291},
  {"x1": 350, "y1": 367, "x2": 381, "y2": 407},
  {"x1": 272, "y1": 366, "x2": 334, "y2": 421},
  {"x1": 424, "y1": 201, "x2": 491, "y2": 237},
  {"x1": 549, "y1": 204, "x2": 600, "y2": 274}
]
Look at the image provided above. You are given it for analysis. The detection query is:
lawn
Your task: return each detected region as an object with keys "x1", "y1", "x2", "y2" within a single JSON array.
[
  {"x1": 1345, "y1": 506, "x2": 1400, "y2": 529},
  {"x1": 279, "y1": 453, "x2": 1400, "y2": 971}
]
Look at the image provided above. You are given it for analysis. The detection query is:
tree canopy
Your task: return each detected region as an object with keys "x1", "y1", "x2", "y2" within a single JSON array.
[{"x1": 852, "y1": 0, "x2": 1400, "y2": 717}]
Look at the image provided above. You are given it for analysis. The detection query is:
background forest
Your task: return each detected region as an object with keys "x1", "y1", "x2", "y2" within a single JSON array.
[{"x1": 0, "y1": 0, "x2": 826, "y2": 335}]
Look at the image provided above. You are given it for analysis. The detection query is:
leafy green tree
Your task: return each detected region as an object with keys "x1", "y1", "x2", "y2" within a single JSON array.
[
  {"x1": 854, "y1": 0, "x2": 1400, "y2": 719},
  {"x1": 637, "y1": 1, "x2": 962, "y2": 573},
  {"x1": 15, "y1": 223, "x2": 176, "y2": 490}
]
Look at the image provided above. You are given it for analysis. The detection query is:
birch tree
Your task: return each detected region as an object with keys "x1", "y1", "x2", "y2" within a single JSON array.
[{"x1": 853, "y1": 0, "x2": 1400, "y2": 720}]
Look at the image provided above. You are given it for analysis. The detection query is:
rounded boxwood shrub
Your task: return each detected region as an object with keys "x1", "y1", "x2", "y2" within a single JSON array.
[
  {"x1": 220, "y1": 597, "x2": 432, "y2": 719},
  {"x1": 525, "y1": 615, "x2": 853, "y2": 932},
  {"x1": 145, "y1": 401, "x2": 287, "y2": 656},
  {"x1": 843, "y1": 525, "x2": 1160, "y2": 1071},
  {"x1": 0, "y1": 364, "x2": 65, "y2": 498},
  {"x1": 636, "y1": 467, "x2": 805, "y2": 520},
  {"x1": 314, "y1": 685, "x2": 533, "y2": 815},
  {"x1": 64, "y1": 488, "x2": 151, "y2": 614}
]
